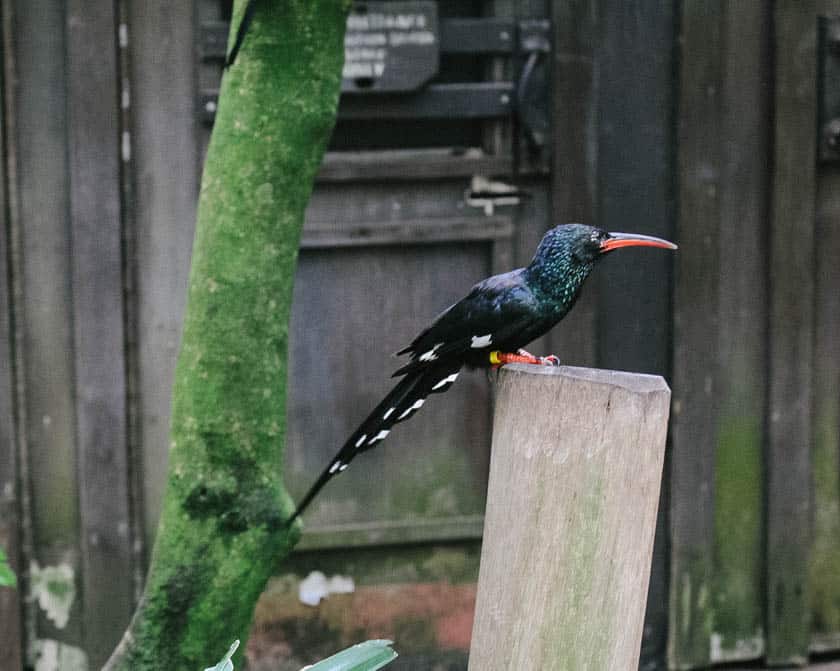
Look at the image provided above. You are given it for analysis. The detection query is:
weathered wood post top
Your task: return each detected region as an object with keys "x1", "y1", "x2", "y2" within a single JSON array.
[{"x1": 469, "y1": 364, "x2": 671, "y2": 671}]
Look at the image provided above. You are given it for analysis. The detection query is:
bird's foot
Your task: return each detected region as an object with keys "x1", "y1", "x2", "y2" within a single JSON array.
[
  {"x1": 489, "y1": 350, "x2": 561, "y2": 368},
  {"x1": 516, "y1": 349, "x2": 561, "y2": 366}
]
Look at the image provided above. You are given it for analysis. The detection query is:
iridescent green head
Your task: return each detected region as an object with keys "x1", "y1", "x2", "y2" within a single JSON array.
[{"x1": 526, "y1": 223, "x2": 677, "y2": 309}]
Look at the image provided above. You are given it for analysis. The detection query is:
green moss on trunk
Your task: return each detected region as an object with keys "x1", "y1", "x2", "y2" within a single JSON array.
[{"x1": 103, "y1": 2, "x2": 349, "y2": 668}]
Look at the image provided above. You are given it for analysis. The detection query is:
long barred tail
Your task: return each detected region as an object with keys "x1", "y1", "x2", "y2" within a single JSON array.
[{"x1": 286, "y1": 361, "x2": 462, "y2": 526}]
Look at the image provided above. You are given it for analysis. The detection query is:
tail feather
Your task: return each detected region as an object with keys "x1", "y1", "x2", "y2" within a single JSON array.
[{"x1": 286, "y1": 362, "x2": 462, "y2": 525}]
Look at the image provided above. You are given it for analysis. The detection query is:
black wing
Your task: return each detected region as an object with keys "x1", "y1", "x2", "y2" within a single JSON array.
[{"x1": 394, "y1": 269, "x2": 541, "y2": 376}]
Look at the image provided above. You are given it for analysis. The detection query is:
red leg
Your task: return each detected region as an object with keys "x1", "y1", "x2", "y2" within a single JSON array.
[{"x1": 490, "y1": 351, "x2": 560, "y2": 367}]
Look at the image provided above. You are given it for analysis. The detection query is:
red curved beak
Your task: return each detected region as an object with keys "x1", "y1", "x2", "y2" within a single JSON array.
[{"x1": 600, "y1": 232, "x2": 678, "y2": 253}]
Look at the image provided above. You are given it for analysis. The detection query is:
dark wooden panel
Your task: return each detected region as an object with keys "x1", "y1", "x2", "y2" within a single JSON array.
[
  {"x1": 811, "y1": 166, "x2": 840, "y2": 652},
  {"x1": 668, "y1": 3, "x2": 722, "y2": 667},
  {"x1": 809, "y1": 0, "x2": 840, "y2": 654},
  {"x1": 593, "y1": 3, "x2": 677, "y2": 669},
  {"x1": 130, "y1": 0, "x2": 200, "y2": 555},
  {"x1": 595, "y1": 0, "x2": 676, "y2": 378},
  {"x1": 549, "y1": 0, "x2": 597, "y2": 369},
  {"x1": 65, "y1": 1, "x2": 134, "y2": 665},
  {"x1": 0, "y1": 2, "x2": 24, "y2": 664},
  {"x1": 286, "y1": 242, "x2": 496, "y2": 540},
  {"x1": 709, "y1": 1, "x2": 771, "y2": 663},
  {"x1": 670, "y1": 3, "x2": 772, "y2": 667},
  {"x1": 766, "y1": 2, "x2": 818, "y2": 665}
]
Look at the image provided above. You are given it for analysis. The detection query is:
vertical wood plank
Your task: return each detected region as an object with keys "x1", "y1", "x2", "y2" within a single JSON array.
[
  {"x1": 594, "y1": 3, "x2": 677, "y2": 668},
  {"x1": 710, "y1": 0, "x2": 771, "y2": 663},
  {"x1": 65, "y1": 2, "x2": 134, "y2": 666},
  {"x1": 766, "y1": 2, "x2": 817, "y2": 664},
  {"x1": 129, "y1": 0, "x2": 199, "y2": 557},
  {"x1": 0, "y1": 2, "x2": 24, "y2": 664},
  {"x1": 668, "y1": 3, "x2": 722, "y2": 668},
  {"x1": 811, "y1": 166, "x2": 840, "y2": 653},
  {"x1": 11, "y1": 0, "x2": 84, "y2": 659},
  {"x1": 549, "y1": 0, "x2": 598, "y2": 367},
  {"x1": 809, "y1": 0, "x2": 840, "y2": 654},
  {"x1": 596, "y1": 0, "x2": 676, "y2": 378},
  {"x1": 0, "y1": 288, "x2": 24, "y2": 669}
]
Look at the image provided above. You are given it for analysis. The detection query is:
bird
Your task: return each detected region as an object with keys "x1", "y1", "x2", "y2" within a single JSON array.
[{"x1": 287, "y1": 223, "x2": 677, "y2": 525}]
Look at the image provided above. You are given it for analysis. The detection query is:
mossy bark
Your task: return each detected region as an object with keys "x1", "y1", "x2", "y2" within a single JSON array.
[{"x1": 103, "y1": 2, "x2": 348, "y2": 669}]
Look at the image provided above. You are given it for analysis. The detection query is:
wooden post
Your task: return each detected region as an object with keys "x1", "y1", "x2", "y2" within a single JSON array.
[{"x1": 469, "y1": 365, "x2": 670, "y2": 671}]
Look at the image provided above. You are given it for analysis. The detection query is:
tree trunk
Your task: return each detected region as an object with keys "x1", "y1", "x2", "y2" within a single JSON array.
[{"x1": 103, "y1": 2, "x2": 348, "y2": 668}]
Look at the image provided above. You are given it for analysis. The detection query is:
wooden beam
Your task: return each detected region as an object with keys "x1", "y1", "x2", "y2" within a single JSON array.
[
  {"x1": 766, "y1": 2, "x2": 818, "y2": 664},
  {"x1": 128, "y1": 0, "x2": 200, "y2": 559},
  {"x1": 549, "y1": 0, "x2": 598, "y2": 368},
  {"x1": 593, "y1": 4, "x2": 677, "y2": 666},
  {"x1": 316, "y1": 148, "x2": 514, "y2": 183},
  {"x1": 469, "y1": 365, "x2": 670, "y2": 670},
  {"x1": 668, "y1": 2, "x2": 722, "y2": 667},
  {"x1": 595, "y1": 0, "x2": 676, "y2": 377},
  {"x1": 10, "y1": 0, "x2": 83, "y2": 658},
  {"x1": 300, "y1": 216, "x2": 513, "y2": 249},
  {"x1": 708, "y1": 0, "x2": 772, "y2": 664},
  {"x1": 0, "y1": 2, "x2": 24, "y2": 665},
  {"x1": 810, "y1": 1, "x2": 840, "y2": 651},
  {"x1": 65, "y1": 2, "x2": 135, "y2": 666}
]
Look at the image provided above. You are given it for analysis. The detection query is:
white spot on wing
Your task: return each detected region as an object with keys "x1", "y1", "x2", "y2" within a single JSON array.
[
  {"x1": 419, "y1": 343, "x2": 444, "y2": 362},
  {"x1": 398, "y1": 398, "x2": 425, "y2": 420},
  {"x1": 355, "y1": 434, "x2": 367, "y2": 448},
  {"x1": 383, "y1": 407, "x2": 395, "y2": 420},
  {"x1": 338, "y1": 464, "x2": 348, "y2": 472},
  {"x1": 368, "y1": 429, "x2": 390, "y2": 444},
  {"x1": 432, "y1": 373, "x2": 459, "y2": 390},
  {"x1": 329, "y1": 461, "x2": 342, "y2": 474},
  {"x1": 471, "y1": 334, "x2": 493, "y2": 348}
]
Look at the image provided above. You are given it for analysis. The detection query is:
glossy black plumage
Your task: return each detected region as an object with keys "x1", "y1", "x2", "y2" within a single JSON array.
[{"x1": 288, "y1": 224, "x2": 676, "y2": 525}]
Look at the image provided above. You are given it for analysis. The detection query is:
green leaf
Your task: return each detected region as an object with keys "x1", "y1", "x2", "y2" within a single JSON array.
[
  {"x1": 203, "y1": 639, "x2": 239, "y2": 671},
  {"x1": 0, "y1": 548, "x2": 17, "y2": 588},
  {"x1": 303, "y1": 640, "x2": 398, "y2": 671}
]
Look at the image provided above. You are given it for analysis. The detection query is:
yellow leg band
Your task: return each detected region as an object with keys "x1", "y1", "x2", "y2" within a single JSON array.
[{"x1": 489, "y1": 350, "x2": 502, "y2": 365}]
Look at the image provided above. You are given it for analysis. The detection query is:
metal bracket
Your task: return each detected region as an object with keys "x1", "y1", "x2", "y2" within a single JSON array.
[
  {"x1": 819, "y1": 16, "x2": 840, "y2": 162},
  {"x1": 465, "y1": 176, "x2": 528, "y2": 216}
]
